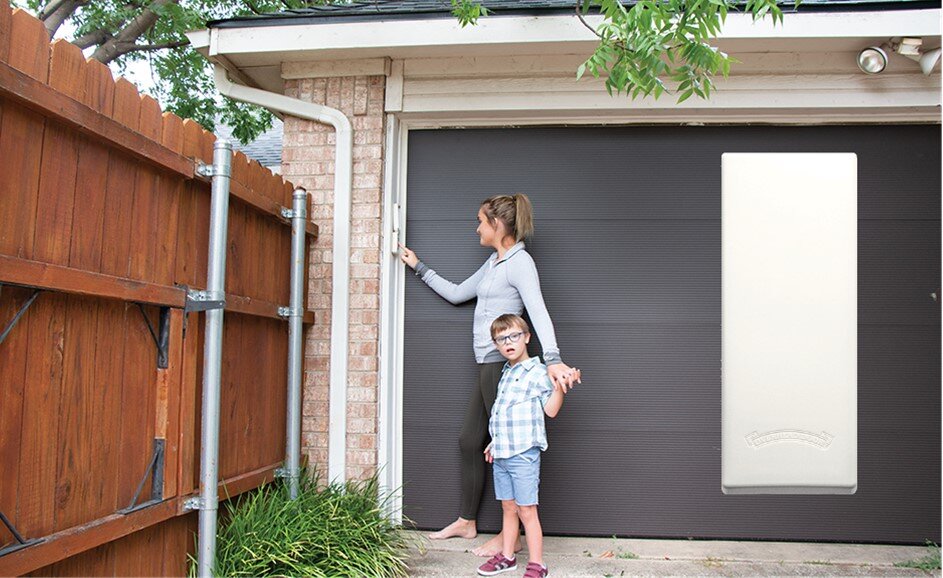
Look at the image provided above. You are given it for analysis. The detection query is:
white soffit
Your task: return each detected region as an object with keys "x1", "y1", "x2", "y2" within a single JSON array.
[{"x1": 189, "y1": 9, "x2": 941, "y2": 68}]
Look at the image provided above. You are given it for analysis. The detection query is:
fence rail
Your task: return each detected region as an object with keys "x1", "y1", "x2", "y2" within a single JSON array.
[{"x1": 0, "y1": 3, "x2": 313, "y2": 575}]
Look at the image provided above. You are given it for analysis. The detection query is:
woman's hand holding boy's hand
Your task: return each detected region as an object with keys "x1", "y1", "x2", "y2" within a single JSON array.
[
  {"x1": 483, "y1": 443, "x2": 493, "y2": 463},
  {"x1": 548, "y1": 363, "x2": 581, "y2": 393},
  {"x1": 397, "y1": 243, "x2": 419, "y2": 269}
]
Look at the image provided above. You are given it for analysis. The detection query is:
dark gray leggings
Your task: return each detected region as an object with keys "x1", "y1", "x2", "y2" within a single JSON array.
[{"x1": 458, "y1": 361, "x2": 506, "y2": 520}]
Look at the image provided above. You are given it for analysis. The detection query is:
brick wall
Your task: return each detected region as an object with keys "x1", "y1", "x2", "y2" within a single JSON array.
[{"x1": 282, "y1": 75, "x2": 386, "y2": 481}]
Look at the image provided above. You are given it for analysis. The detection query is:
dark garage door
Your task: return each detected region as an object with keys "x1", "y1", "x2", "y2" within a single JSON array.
[{"x1": 402, "y1": 125, "x2": 940, "y2": 543}]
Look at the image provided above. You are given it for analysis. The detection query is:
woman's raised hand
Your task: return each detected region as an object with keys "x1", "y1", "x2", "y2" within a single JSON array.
[
  {"x1": 548, "y1": 363, "x2": 581, "y2": 393},
  {"x1": 397, "y1": 243, "x2": 419, "y2": 269}
]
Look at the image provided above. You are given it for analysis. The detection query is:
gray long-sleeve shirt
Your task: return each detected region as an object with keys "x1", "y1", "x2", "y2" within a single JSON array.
[{"x1": 415, "y1": 241, "x2": 563, "y2": 365}]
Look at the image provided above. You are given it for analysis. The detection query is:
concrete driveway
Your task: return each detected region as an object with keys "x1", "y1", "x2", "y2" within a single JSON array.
[{"x1": 405, "y1": 532, "x2": 937, "y2": 577}]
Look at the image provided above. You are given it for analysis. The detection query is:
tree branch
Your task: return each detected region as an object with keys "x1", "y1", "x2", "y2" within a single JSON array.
[
  {"x1": 575, "y1": 0, "x2": 607, "y2": 41},
  {"x1": 574, "y1": 0, "x2": 629, "y2": 50},
  {"x1": 42, "y1": 0, "x2": 86, "y2": 37},
  {"x1": 121, "y1": 39, "x2": 188, "y2": 53},
  {"x1": 242, "y1": 0, "x2": 264, "y2": 14},
  {"x1": 90, "y1": 0, "x2": 178, "y2": 64},
  {"x1": 37, "y1": 0, "x2": 68, "y2": 19},
  {"x1": 73, "y1": 28, "x2": 111, "y2": 49}
]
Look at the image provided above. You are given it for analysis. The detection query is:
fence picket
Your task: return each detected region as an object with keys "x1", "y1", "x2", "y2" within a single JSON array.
[
  {"x1": 0, "y1": 287, "x2": 31, "y2": 545},
  {"x1": 0, "y1": 0, "x2": 11, "y2": 63}
]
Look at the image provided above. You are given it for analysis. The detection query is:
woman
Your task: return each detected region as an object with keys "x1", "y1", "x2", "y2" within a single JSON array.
[{"x1": 398, "y1": 193, "x2": 581, "y2": 557}]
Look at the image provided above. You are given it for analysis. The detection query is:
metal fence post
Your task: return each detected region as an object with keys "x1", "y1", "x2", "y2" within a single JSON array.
[
  {"x1": 286, "y1": 188, "x2": 307, "y2": 499},
  {"x1": 196, "y1": 138, "x2": 233, "y2": 578}
]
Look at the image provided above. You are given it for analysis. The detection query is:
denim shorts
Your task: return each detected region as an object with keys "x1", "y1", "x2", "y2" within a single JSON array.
[{"x1": 493, "y1": 446, "x2": 541, "y2": 506}]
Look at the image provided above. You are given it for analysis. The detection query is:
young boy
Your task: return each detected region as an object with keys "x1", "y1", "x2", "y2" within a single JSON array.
[{"x1": 477, "y1": 314, "x2": 568, "y2": 578}]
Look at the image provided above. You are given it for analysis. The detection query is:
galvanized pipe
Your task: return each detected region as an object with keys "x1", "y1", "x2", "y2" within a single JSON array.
[
  {"x1": 286, "y1": 187, "x2": 308, "y2": 499},
  {"x1": 196, "y1": 138, "x2": 233, "y2": 578}
]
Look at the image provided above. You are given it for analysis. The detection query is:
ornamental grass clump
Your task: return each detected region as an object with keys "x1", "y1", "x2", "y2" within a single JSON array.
[{"x1": 197, "y1": 473, "x2": 412, "y2": 577}]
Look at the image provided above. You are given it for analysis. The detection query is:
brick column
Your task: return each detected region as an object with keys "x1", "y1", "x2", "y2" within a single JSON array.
[{"x1": 282, "y1": 75, "x2": 385, "y2": 481}]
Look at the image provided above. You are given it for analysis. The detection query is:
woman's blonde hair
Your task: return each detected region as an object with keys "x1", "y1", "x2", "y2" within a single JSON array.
[{"x1": 480, "y1": 193, "x2": 534, "y2": 242}]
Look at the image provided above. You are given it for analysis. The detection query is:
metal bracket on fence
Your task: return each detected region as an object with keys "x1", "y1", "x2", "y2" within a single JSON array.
[
  {"x1": 185, "y1": 289, "x2": 226, "y2": 314},
  {"x1": 0, "y1": 510, "x2": 43, "y2": 558},
  {"x1": 136, "y1": 304, "x2": 171, "y2": 369},
  {"x1": 277, "y1": 306, "x2": 294, "y2": 318},
  {"x1": 274, "y1": 467, "x2": 299, "y2": 481},
  {"x1": 0, "y1": 286, "x2": 42, "y2": 347},
  {"x1": 183, "y1": 497, "x2": 205, "y2": 511},
  {"x1": 195, "y1": 161, "x2": 231, "y2": 179},
  {"x1": 280, "y1": 206, "x2": 306, "y2": 221},
  {"x1": 118, "y1": 438, "x2": 165, "y2": 515}
]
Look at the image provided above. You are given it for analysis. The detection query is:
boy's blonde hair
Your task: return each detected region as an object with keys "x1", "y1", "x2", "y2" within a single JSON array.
[{"x1": 490, "y1": 313, "x2": 530, "y2": 340}]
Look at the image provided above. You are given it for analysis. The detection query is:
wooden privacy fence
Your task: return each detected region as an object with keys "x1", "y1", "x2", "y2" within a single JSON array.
[{"x1": 0, "y1": 3, "x2": 315, "y2": 575}]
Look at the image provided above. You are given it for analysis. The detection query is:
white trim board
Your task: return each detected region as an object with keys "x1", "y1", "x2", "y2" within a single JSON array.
[{"x1": 391, "y1": 52, "x2": 940, "y2": 120}]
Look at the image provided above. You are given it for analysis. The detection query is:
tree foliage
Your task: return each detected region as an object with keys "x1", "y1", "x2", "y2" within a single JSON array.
[
  {"x1": 15, "y1": 0, "x2": 311, "y2": 143},
  {"x1": 16, "y1": 0, "x2": 796, "y2": 145}
]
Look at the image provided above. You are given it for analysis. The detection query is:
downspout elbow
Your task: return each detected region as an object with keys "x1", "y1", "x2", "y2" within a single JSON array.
[{"x1": 212, "y1": 65, "x2": 352, "y2": 135}]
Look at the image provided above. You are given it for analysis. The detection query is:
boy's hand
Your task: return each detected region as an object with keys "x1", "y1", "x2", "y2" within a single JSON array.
[
  {"x1": 483, "y1": 444, "x2": 493, "y2": 463},
  {"x1": 548, "y1": 363, "x2": 581, "y2": 392}
]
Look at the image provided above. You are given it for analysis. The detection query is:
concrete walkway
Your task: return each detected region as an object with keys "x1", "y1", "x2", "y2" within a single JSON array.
[{"x1": 405, "y1": 532, "x2": 938, "y2": 577}]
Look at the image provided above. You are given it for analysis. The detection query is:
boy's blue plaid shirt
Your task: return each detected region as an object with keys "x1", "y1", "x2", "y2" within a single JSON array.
[{"x1": 488, "y1": 356, "x2": 555, "y2": 459}]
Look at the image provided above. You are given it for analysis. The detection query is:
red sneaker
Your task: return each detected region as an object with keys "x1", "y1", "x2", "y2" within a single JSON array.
[
  {"x1": 477, "y1": 553, "x2": 518, "y2": 576},
  {"x1": 523, "y1": 561, "x2": 549, "y2": 577}
]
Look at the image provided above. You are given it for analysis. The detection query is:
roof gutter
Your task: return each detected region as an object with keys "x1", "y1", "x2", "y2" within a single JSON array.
[{"x1": 209, "y1": 32, "x2": 352, "y2": 484}]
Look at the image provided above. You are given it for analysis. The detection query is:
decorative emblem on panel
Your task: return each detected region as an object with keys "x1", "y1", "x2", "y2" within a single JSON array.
[{"x1": 745, "y1": 430, "x2": 834, "y2": 449}]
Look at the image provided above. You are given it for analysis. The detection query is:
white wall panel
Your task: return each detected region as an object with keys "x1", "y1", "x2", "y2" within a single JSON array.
[{"x1": 722, "y1": 153, "x2": 857, "y2": 495}]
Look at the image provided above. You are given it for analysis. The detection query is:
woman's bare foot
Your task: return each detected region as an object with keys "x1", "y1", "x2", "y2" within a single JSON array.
[
  {"x1": 471, "y1": 532, "x2": 524, "y2": 557},
  {"x1": 428, "y1": 517, "x2": 477, "y2": 540}
]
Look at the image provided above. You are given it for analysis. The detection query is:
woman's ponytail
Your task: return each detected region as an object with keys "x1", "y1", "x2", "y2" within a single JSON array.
[
  {"x1": 481, "y1": 193, "x2": 536, "y2": 242},
  {"x1": 513, "y1": 193, "x2": 534, "y2": 241}
]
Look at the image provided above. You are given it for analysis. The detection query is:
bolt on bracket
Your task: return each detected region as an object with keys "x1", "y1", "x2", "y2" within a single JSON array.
[
  {"x1": 280, "y1": 206, "x2": 307, "y2": 220},
  {"x1": 195, "y1": 162, "x2": 232, "y2": 179},
  {"x1": 277, "y1": 306, "x2": 297, "y2": 318},
  {"x1": 185, "y1": 289, "x2": 226, "y2": 313},
  {"x1": 183, "y1": 497, "x2": 205, "y2": 511}
]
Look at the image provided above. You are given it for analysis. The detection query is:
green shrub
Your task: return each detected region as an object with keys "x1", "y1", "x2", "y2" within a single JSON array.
[{"x1": 191, "y1": 473, "x2": 413, "y2": 577}]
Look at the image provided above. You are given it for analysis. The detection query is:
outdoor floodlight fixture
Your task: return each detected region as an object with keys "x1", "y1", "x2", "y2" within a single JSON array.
[
  {"x1": 857, "y1": 45, "x2": 888, "y2": 74},
  {"x1": 858, "y1": 38, "x2": 942, "y2": 76},
  {"x1": 892, "y1": 37, "x2": 942, "y2": 75},
  {"x1": 918, "y1": 48, "x2": 942, "y2": 75}
]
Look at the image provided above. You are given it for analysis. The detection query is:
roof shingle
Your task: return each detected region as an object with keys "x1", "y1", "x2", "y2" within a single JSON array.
[{"x1": 209, "y1": 0, "x2": 939, "y2": 27}]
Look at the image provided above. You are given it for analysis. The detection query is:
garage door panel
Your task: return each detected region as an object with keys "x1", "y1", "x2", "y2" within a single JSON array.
[
  {"x1": 405, "y1": 422, "x2": 939, "y2": 542},
  {"x1": 407, "y1": 128, "x2": 721, "y2": 222},
  {"x1": 405, "y1": 218, "x2": 943, "y2": 328},
  {"x1": 403, "y1": 125, "x2": 940, "y2": 543},
  {"x1": 859, "y1": 220, "x2": 941, "y2": 325},
  {"x1": 858, "y1": 324, "x2": 941, "y2": 433},
  {"x1": 406, "y1": 126, "x2": 940, "y2": 222}
]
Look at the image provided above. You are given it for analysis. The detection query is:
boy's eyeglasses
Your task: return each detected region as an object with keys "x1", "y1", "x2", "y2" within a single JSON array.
[{"x1": 494, "y1": 331, "x2": 524, "y2": 345}]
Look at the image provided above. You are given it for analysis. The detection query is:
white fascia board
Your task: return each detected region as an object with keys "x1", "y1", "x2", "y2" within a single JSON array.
[
  {"x1": 194, "y1": 9, "x2": 940, "y2": 60},
  {"x1": 186, "y1": 28, "x2": 209, "y2": 49}
]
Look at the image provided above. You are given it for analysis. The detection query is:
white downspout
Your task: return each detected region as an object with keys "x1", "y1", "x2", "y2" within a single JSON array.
[{"x1": 210, "y1": 59, "x2": 352, "y2": 485}]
